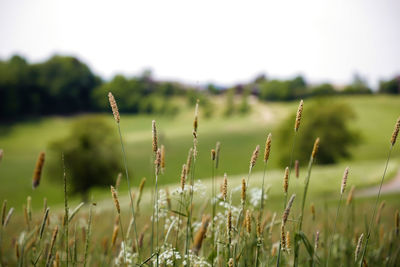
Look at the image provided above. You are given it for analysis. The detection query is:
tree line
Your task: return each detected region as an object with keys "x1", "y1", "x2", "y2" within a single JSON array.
[{"x1": 0, "y1": 54, "x2": 399, "y2": 119}]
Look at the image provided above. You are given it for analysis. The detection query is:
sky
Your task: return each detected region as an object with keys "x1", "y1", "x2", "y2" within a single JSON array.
[{"x1": 0, "y1": 0, "x2": 399, "y2": 89}]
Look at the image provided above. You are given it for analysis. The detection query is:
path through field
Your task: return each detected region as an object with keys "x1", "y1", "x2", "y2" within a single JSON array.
[{"x1": 356, "y1": 167, "x2": 400, "y2": 197}]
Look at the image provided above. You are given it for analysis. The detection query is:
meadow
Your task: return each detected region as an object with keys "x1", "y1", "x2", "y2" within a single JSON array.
[{"x1": 0, "y1": 95, "x2": 399, "y2": 266}]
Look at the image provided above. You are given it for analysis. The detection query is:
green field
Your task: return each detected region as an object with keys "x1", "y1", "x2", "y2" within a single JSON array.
[{"x1": 0, "y1": 95, "x2": 399, "y2": 210}]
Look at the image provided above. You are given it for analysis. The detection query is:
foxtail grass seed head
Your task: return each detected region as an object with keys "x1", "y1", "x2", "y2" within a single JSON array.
[
  {"x1": 347, "y1": 185, "x2": 355, "y2": 205},
  {"x1": 376, "y1": 201, "x2": 386, "y2": 224},
  {"x1": 215, "y1": 141, "x2": 221, "y2": 169},
  {"x1": 355, "y1": 233, "x2": 364, "y2": 262},
  {"x1": 283, "y1": 166, "x2": 289, "y2": 193},
  {"x1": 193, "y1": 215, "x2": 210, "y2": 255},
  {"x1": 152, "y1": 120, "x2": 158, "y2": 153},
  {"x1": 110, "y1": 186, "x2": 120, "y2": 214},
  {"x1": 48, "y1": 226, "x2": 58, "y2": 256},
  {"x1": 295, "y1": 99, "x2": 304, "y2": 132},
  {"x1": 311, "y1": 137, "x2": 320, "y2": 159},
  {"x1": 111, "y1": 225, "x2": 119, "y2": 247},
  {"x1": 161, "y1": 145, "x2": 165, "y2": 170},
  {"x1": 250, "y1": 145, "x2": 260, "y2": 169},
  {"x1": 227, "y1": 209, "x2": 232, "y2": 239},
  {"x1": 222, "y1": 173, "x2": 228, "y2": 201},
  {"x1": 180, "y1": 164, "x2": 186, "y2": 191},
  {"x1": 193, "y1": 99, "x2": 199, "y2": 133},
  {"x1": 286, "y1": 231, "x2": 291, "y2": 250},
  {"x1": 155, "y1": 148, "x2": 161, "y2": 174},
  {"x1": 395, "y1": 210, "x2": 399, "y2": 237},
  {"x1": 264, "y1": 133, "x2": 272, "y2": 162},
  {"x1": 186, "y1": 148, "x2": 193, "y2": 177},
  {"x1": 1, "y1": 200, "x2": 7, "y2": 226},
  {"x1": 228, "y1": 258, "x2": 234, "y2": 267},
  {"x1": 315, "y1": 231, "x2": 320, "y2": 250},
  {"x1": 136, "y1": 177, "x2": 146, "y2": 209},
  {"x1": 211, "y1": 149, "x2": 216, "y2": 161},
  {"x1": 271, "y1": 245, "x2": 277, "y2": 257},
  {"x1": 280, "y1": 224, "x2": 286, "y2": 250},
  {"x1": 115, "y1": 173, "x2": 122, "y2": 191},
  {"x1": 245, "y1": 210, "x2": 251, "y2": 234},
  {"x1": 32, "y1": 151, "x2": 45, "y2": 189},
  {"x1": 295, "y1": 160, "x2": 299, "y2": 178},
  {"x1": 256, "y1": 215, "x2": 262, "y2": 239},
  {"x1": 282, "y1": 194, "x2": 296, "y2": 225},
  {"x1": 341, "y1": 167, "x2": 350, "y2": 194},
  {"x1": 108, "y1": 92, "x2": 120, "y2": 123},
  {"x1": 390, "y1": 116, "x2": 400, "y2": 145},
  {"x1": 4, "y1": 207, "x2": 13, "y2": 227},
  {"x1": 241, "y1": 178, "x2": 246, "y2": 204},
  {"x1": 311, "y1": 203, "x2": 316, "y2": 221},
  {"x1": 54, "y1": 252, "x2": 60, "y2": 267}
]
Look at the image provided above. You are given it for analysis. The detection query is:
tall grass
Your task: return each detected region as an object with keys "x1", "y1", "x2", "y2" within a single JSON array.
[{"x1": 0, "y1": 97, "x2": 398, "y2": 267}]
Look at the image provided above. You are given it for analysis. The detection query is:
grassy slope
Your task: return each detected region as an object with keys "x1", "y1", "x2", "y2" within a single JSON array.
[{"x1": 0, "y1": 95, "x2": 399, "y2": 210}]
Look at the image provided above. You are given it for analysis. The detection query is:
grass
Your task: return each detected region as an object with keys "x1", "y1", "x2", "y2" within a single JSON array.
[{"x1": 0, "y1": 95, "x2": 399, "y2": 210}]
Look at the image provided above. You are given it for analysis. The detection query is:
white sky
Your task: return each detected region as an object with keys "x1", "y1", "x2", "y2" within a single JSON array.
[{"x1": 0, "y1": 0, "x2": 399, "y2": 88}]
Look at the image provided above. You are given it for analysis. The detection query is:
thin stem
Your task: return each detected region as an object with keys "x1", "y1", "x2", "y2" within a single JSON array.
[
  {"x1": 256, "y1": 162, "x2": 268, "y2": 267},
  {"x1": 83, "y1": 203, "x2": 93, "y2": 267},
  {"x1": 117, "y1": 124, "x2": 140, "y2": 258},
  {"x1": 118, "y1": 215, "x2": 128, "y2": 265},
  {"x1": 185, "y1": 154, "x2": 197, "y2": 263},
  {"x1": 359, "y1": 145, "x2": 393, "y2": 266},
  {"x1": 174, "y1": 192, "x2": 184, "y2": 267},
  {"x1": 62, "y1": 154, "x2": 69, "y2": 267},
  {"x1": 326, "y1": 193, "x2": 343, "y2": 266},
  {"x1": 211, "y1": 159, "x2": 216, "y2": 267},
  {"x1": 154, "y1": 169, "x2": 160, "y2": 267}
]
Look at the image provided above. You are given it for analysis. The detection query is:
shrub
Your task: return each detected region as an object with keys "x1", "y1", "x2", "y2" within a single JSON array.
[
  {"x1": 49, "y1": 116, "x2": 122, "y2": 200},
  {"x1": 277, "y1": 100, "x2": 359, "y2": 165}
]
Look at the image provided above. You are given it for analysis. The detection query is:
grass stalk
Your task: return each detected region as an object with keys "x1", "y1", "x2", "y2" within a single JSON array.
[
  {"x1": 359, "y1": 145, "x2": 393, "y2": 266},
  {"x1": 83, "y1": 203, "x2": 93, "y2": 267},
  {"x1": 62, "y1": 154, "x2": 69, "y2": 267}
]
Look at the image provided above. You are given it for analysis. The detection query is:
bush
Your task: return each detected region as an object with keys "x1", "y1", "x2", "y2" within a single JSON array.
[
  {"x1": 277, "y1": 100, "x2": 359, "y2": 166},
  {"x1": 49, "y1": 116, "x2": 122, "y2": 200}
]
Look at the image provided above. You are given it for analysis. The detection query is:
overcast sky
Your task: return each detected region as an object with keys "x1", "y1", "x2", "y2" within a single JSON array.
[{"x1": 1, "y1": 0, "x2": 399, "y2": 88}]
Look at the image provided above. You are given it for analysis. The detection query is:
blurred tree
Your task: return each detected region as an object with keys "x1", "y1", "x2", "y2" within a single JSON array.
[
  {"x1": 223, "y1": 88, "x2": 235, "y2": 116},
  {"x1": 379, "y1": 76, "x2": 400, "y2": 94},
  {"x1": 238, "y1": 89, "x2": 251, "y2": 114},
  {"x1": 259, "y1": 80, "x2": 291, "y2": 101},
  {"x1": 32, "y1": 55, "x2": 101, "y2": 114},
  {"x1": 342, "y1": 74, "x2": 371, "y2": 94},
  {"x1": 277, "y1": 101, "x2": 359, "y2": 166},
  {"x1": 310, "y1": 83, "x2": 336, "y2": 96},
  {"x1": 49, "y1": 116, "x2": 122, "y2": 200}
]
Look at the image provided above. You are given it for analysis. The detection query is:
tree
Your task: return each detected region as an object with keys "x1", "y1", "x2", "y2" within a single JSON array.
[
  {"x1": 310, "y1": 83, "x2": 336, "y2": 96},
  {"x1": 277, "y1": 101, "x2": 359, "y2": 166},
  {"x1": 379, "y1": 76, "x2": 400, "y2": 94},
  {"x1": 49, "y1": 116, "x2": 122, "y2": 200},
  {"x1": 342, "y1": 74, "x2": 371, "y2": 94}
]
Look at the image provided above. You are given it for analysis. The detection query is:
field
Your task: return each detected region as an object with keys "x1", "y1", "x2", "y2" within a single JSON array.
[{"x1": 0, "y1": 95, "x2": 399, "y2": 266}]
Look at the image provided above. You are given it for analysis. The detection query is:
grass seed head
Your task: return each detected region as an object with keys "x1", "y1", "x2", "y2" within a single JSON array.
[
  {"x1": 110, "y1": 186, "x2": 120, "y2": 214},
  {"x1": 193, "y1": 99, "x2": 199, "y2": 133},
  {"x1": 0, "y1": 149, "x2": 3, "y2": 162},
  {"x1": 295, "y1": 160, "x2": 299, "y2": 178},
  {"x1": 152, "y1": 120, "x2": 158, "y2": 153},
  {"x1": 227, "y1": 210, "x2": 232, "y2": 239},
  {"x1": 311, "y1": 137, "x2": 320, "y2": 159},
  {"x1": 286, "y1": 231, "x2": 291, "y2": 250},
  {"x1": 283, "y1": 166, "x2": 289, "y2": 193},
  {"x1": 32, "y1": 152, "x2": 45, "y2": 189},
  {"x1": 245, "y1": 210, "x2": 251, "y2": 234},
  {"x1": 346, "y1": 185, "x2": 356, "y2": 205},
  {"x1": 280, "y1": 224, "x2": 286, "y2": 250},
  {"x1": 311, "y1": 203, "x2": 316, "y2": 221},
  {"x1": 186, "y1": 148, "x2": 193, "y2": 177},
  {"x1": 355, "y1": 233, "x2": 364, "y2": 262},
  {"x1": 111, "y1": 225, "x2": 119, "y2": 247},
  {"x1": 155, "y1": 148, "x2": 161, "y2": 174},
  {"x1": 264, "y1": 133, "x2": 272, "y2": 162},
  {"x1": 161, "y1": 145, "x2": 165, "y2": 170},
  {"x1": 241, "y1": 178, "x2": 246, "y2": 204},
  {"x1": 341, "y1": 167, "x2": 350, "y2": 195},
  {"x1": 390, "y1": 116, "x2": 400, "y2": 145},
  {"x1": 295, "y1": 99, "x2": 304, "y2": 132},
  {"x1": 180, "y1": 164, "x2": 186, "y2": 191},
  {"x1": 222, "y1": 173, "x2": 228, "y2": 201},
  {"x1": 211, "y1": 149, "x2": 216, "y2": 161},
  {"x1": 108, "y1": 92, "x2": 120, "y2": 123},
  {"x1": 250, "y1": 145, "x2": 260, "y2": 169},
  {"x1": 282, "y1": 194, "x2": 296, "y2": 225},
  {"x1": 193, "y1": 215, "x2": 210, "y2": 255},
  {"x1": 215, "y1": 141, "x2": 221, "y2": 168},
  {"x1": 228, "y1": 258, "x2": 234, "y2": 267},
  {"x1": 315, "y1": 231, "x2": 320, "y2": 250}
]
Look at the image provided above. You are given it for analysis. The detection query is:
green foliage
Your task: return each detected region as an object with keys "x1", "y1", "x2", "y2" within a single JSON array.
[
  {"x1": 342, "y1": 74, "x2": 372, "y2": 95},
  {"x1": 379, "y1": 77, "x2": 400, "y2": 94},
  {"x1": 238, "y1": 89, "x2": 251, "y2": 114},
  {"x1": 277, "y1": 101, "x2": 359, "y2": 165},
  {"x1": 259, "y1": 75, "x2": 307, "y2": 101},
  {"x1": 49, "y1": 116, "x2": 122, "y2": 198},
  {"x1": 223, "y1": 88, "x2": 235, "y2": 117},
  {"x1": 310, "y1": 83, "x2": 336, "y2": 96}
]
